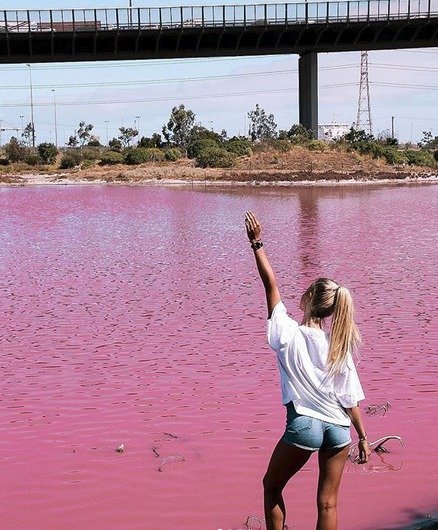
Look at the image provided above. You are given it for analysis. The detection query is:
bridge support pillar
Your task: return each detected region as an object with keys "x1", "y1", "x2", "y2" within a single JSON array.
[{"x1": 298, "y1": 52, "x2": 318, "y2": 136}]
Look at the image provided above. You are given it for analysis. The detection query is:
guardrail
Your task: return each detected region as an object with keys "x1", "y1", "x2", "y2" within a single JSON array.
[{"x1": 0, "y1": 0, "x2": 436, "y2": 33}]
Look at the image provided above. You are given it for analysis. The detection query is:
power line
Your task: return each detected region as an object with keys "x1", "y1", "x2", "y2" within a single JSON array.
[
  {"x1": 0, "y1": 64, "x2": 359, "y2": 91},
  {"x1": 1, "y1": 80, "x2": 436, "y2": 109}
]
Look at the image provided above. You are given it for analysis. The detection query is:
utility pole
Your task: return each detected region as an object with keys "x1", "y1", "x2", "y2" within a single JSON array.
[
  {"x1": 391, "y1": 116, "x2": 395, "y2": 140},
  {"x1": 105, "y1": 120, "x2": 109, "y2": 145},
  {"x1": 356, "y1": 51, "x2": 372, "y2": 135},
  {"x1": 52, "y1": 89, "x2": 58, "y2": 147},
  {"x1": 26, "y1": 64, "x2": 36, "y2": 148}
]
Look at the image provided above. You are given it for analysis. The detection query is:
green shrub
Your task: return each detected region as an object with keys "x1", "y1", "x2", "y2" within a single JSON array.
[
  {"x1": 124, "y1": 147, "x2": 165, "y2": 165},
  {"x1": 187, "y1": 139, "x2": 219, "y2": 159},
  {"x1": 25, "y1": 153, "x2": 41, "y2": 166},
  {"x1": 382, "y1": 148, "x2": 407, "y2": 166},
  {"x1": 81, "y1": 148, "x2": 100, "y2": 161},
  {"x1": 4, "y1": 137, "x2": 28, "y2": 163},
  {"x1": 164, "y1": 148, "x2": 183, "y2": 161},
  {"x1": 434, "y1": 149, "x2": 438, "y2": 162},
  {"x1": 81, "y1": 159, "x2": 94, "y2": 169},
  {"x1": 307, "y1": 140, "x2": 328, "y2": 152},
  {"x1": 195, "y1": 147, "x2": 235, "y2": 168},
  {"x1": 37, "y1": 143, "x2": 58, "y2": 164},
  {"x1": 59, "y1": 151, "x2": 82, "y2": 169},
  {"x1": 224, "y1": 139, "x2": 252, "y2": 157},
  {"x1": 404, "y1": 149, "x2": 435, "y2": 166},
  {"x1": 100, "y1": 151, "x2": 124, "y2": 165}
]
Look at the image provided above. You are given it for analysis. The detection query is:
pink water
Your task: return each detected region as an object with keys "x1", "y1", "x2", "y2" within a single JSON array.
[{"x1": 0, "y1": 184, "x2": 436, "y2": 530}]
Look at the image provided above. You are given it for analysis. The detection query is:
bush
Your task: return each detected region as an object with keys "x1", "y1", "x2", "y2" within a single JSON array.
[
  {"x1": 187, "y1": 139, "x2": 219, "y2": 159},
  {"x1": 404, "y1": 149, "x2": 435, "y2": 167},
  {"x1": 109, "y1": 138, "x2": 123, "y2": 152},
  {"x1": 25, "y1": 153, "x2": 41, "y2": 166},
  {"x1": 37, "y1": 143, "x2": 58, "y2": 164},
  {"x1": 164, "y1": 148, "x2": 183, "y2": 161},
  {"x1": 195, "y1": 147, "x2": 235, "y2": 168},
  {"x1": 81, "y1": 159, "x2": 95, "y2": 170},
  {"x1": 81, "y1": 148, "x2": 100, "y2": 161},
  {"x1": 124, "y1": 147, "x2": 165, "y2": 165},
  {"x1": 59, "y1": 151, "x2": 82, "y2": 169},
  {"x1": 382, "y1": 148, "x2": 406, "y2": 166},
  {"x1": 224, "y1": 139, "x2": 252, "y2": 157},
  {"x1": 307, "y1": 140, "x2": 328, "y2": 152},
  {"x1": 4, "y1": 137, "x2": 28, "y2": 163},
  {"x1": 434, "y1": 150, "x2": 438, "y2": 162},
  {"x1": 100, "y1": 151, "x2": 124, "y2": 165}
]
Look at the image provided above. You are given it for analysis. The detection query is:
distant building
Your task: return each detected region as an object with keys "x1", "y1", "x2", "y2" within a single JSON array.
[{"x1": 318, "y1": 123, "x2": 351, "y2": 141}]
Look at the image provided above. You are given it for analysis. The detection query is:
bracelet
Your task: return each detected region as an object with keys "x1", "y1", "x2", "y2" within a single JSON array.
[
  {"x1": 250, "y1": 240, "x2": 263, "y2": 251},
  {"x1": 358, "y1": 434, "x2": 368, "y2": 442}
]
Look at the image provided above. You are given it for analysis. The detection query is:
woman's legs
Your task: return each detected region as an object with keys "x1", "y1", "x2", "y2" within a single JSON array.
[
  {"x1": 263, "y1": 439, "x2": 312, "y2": 530},
  {"x1": 316, "y1": 445, "x2": 350, "y2": 530}
]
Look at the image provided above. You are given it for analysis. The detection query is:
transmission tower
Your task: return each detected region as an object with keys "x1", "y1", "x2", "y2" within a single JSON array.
[{"x1": 355, "y1": 51, "x2": 373, "y2": 135}]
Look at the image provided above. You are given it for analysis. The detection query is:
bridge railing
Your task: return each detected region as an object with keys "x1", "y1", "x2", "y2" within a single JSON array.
[{"x1": 0, "y1": 0, "x2": 436, "y2": 33}]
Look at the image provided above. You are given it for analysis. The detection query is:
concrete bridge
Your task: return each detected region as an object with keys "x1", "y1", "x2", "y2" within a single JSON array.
[{"x1": 1, "y1": 1, "x2": 437, "y2": 133}]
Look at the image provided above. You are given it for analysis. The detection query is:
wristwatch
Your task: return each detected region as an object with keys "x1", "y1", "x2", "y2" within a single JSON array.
[{"x1": 250, "y1": 240, "x2": 264, "y2": 251}]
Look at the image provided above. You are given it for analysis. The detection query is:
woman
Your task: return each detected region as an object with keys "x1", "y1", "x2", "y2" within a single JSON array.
[{"x1": 245, "y1": 211, "x2": 370, "y2": 530}]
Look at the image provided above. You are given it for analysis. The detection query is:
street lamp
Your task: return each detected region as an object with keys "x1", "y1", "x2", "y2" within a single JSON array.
[
  {"x1": 134, "y1": 115, "x2": 140, "y2": 136},
  {"x1": 52, "y1": 89, "x2": 58, "y2": 147},
  {"x1": 26, "y1": 64, "x2": 35, "y2": 148},
  {"x1": 19, "y1": 115, "x2": 24, "y2": 130}
]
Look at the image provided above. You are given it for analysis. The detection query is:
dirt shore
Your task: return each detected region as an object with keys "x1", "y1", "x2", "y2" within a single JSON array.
[
  {"x1": 0, "y1": 169, "x2": 436, "y2": 188},
  {"x1": 1, "y1": 147, "x2": 437, "y2": 188}
]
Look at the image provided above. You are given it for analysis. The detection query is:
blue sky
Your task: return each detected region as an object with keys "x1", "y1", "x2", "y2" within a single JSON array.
[{"x1": 0, "y1": 0, "x2": 437, "y2": 145}]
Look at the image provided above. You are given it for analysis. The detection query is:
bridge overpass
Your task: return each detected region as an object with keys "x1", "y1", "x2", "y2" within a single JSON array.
[{"x1": 1, "y1": 1, "x2": 437, "y2": 134}]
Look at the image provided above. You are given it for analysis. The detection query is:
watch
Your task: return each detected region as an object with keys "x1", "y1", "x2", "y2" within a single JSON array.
[{"x1": 250, "y1": 240, "x2": 264, "y2": 251}]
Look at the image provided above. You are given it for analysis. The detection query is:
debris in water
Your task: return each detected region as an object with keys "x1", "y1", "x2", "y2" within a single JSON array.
[
  {"x1": 245, "y1": 515, "x2": 264, "y2": 529},
  {"x1": 163, "y1": 432, "x2": 178, "y2": 439},
  {"x1": 158, "y1": 453, "x2": 185, "y2": 472},
  {"x1": 115, "y1": 443, "x2": 125, "y2": 453},
  {"x1": 349, "y1": 435, "x2": 403, "y2": 462},
  {"x1": 152, "y1": 445, "x2": 160, "y2": 457},
  {"x1": 365, "y1": 401, "x2": 391, "y2": 416}
]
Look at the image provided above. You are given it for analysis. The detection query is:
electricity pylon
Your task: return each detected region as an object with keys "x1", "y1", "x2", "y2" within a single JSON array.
[{"x1": 355, "y1": 51, "x2": 373, "y2": 135}]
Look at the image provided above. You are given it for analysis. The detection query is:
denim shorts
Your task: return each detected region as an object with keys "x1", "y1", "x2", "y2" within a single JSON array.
[{"x1": 282, "y1": 402, "x2": 351, "y2": 451}]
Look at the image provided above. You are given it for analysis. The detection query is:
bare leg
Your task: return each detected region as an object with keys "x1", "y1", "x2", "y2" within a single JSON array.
[
  {"x1": 316, "y1": 445, "x2": 350, "y2": 530},
  {"x1": 263, "y1": 439, "x2": 312, "y2": 530}
]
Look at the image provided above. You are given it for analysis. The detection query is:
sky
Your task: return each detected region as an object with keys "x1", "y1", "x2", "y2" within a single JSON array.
[{"x1": 0, "y1": 0, "x2": 437, "y2": 146}]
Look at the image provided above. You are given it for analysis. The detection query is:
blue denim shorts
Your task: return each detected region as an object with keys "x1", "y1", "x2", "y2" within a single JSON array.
[{"x1": 282, "y1": 402, "x2": 351, "y2": 451}]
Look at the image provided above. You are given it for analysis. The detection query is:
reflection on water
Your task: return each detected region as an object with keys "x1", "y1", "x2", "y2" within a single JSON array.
[{"x1": 0, "y1": 184, "x2": 436, "y2": 530}]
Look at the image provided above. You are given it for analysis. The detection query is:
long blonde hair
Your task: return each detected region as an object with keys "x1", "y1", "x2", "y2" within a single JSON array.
[{"x1": 306, "y1": 277, "x2": 361, "y2": 374}]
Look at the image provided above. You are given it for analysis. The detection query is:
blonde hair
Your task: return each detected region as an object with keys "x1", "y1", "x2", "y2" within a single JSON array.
[{"x1": 306, "y1": 277, "x2": 361, "y2": 374}]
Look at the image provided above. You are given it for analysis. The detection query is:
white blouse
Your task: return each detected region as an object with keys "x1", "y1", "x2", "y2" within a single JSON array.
[{"x1": 267, "y1": 301, "x2": 365, "y2": 426}]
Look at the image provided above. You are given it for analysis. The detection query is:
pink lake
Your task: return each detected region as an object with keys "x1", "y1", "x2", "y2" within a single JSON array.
[{"x1": 0, "y1": 183, "x2": 436, "y2": 530}]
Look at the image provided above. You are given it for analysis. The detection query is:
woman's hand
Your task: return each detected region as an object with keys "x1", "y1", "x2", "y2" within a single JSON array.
[
  {"x1": 358, "y1": 439, "x2": 371, "y2": 464},
  {"x1": 245, "y1": 210, "x2": 262, "y2": 242}
]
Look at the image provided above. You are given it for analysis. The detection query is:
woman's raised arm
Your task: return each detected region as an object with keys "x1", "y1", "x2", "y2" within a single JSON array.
[{"x1": 245, "y1": 211, "x2": 281, "y2": 318}]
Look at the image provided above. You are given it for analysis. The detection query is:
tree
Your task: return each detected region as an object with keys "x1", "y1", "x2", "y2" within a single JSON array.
[
  {"x1": 77, "y1": 121, "x2": 94, "y2": 147},
  {"x1": 67, "y1": 135, "x2": 79, "y2": 147},
  {"x1": 138, "y1": 133, "x2": 162, "y2": 148},
  {"x1": 287, "y1": 124, "x2": 315, "y2": 144},
  {"x1": 109, "y1": 138, "x2": 123, "y2": 152},
  {"x1": 342, "y1": 128, "x2": 374, "y2": 145},
  {"x1": 187, "y1": 125, "x2": 224, "y2": 146},
  {"x1": 21, "y1": 123, "x2": 34, "y2": 148},
  {"x1": 247, "y1": 104, "x2": 278, "y2": 141},
  {"x1": 118, "y1": 127, "x2": 139, "y2": 148},
  {"x1": 418, "y1": 130, "x2": 438, "y2": 150},
  {"x1": 162, "y1": 104, "x2": 196, "y2": 150},
  {"x1": 4, "y1": 137, "x2": 28, "y2": 162},
  {"x1": 37, "y1": 143, "x2": 58, "y2": 164}
]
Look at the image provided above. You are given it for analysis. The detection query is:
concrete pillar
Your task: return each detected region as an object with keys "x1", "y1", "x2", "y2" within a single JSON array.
[{"x1": 299, "y1": 52, "x2": 318, "y2": 136}]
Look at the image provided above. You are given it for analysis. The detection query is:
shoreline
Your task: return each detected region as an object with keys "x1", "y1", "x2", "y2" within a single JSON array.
[{"x1": 1, "y1": 172, "x2": 437, "y2": 189}]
